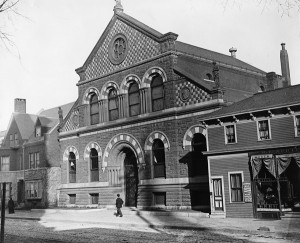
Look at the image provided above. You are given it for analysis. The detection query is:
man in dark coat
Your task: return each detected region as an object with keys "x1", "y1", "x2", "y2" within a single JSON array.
[
  {"x1": 115, "y1": 194, "x2": 123, "y2": 217},
  {"x1": 8, "y1": 197, "x2": 15, "y2": 214}
]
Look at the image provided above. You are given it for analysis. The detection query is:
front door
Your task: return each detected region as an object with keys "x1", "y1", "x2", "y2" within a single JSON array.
[
  {"x1": 212, "y1": 178, "x2": 224, "y2": 211},
  {"x1": 124, "y1": 149, "x2": 138, "y2": 207}
]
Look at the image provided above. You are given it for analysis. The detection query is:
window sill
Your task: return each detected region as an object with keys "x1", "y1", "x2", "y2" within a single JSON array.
[
  {"x1": 225, "y1": 142, "x2": 237, "y2": 145},
  {"x1": 257, "y1": 139, "x2": 272, "y2": 142},
  {"x1": 229, "y1": 201, "x2": 245, "y2": 204}
]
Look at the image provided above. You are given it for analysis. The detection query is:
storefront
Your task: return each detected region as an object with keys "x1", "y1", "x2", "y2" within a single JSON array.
[{"x1": 250, "y1": 149, "x2": 300, "y2": 219}]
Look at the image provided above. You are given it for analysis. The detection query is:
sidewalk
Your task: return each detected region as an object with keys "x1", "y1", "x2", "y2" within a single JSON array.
[{"x1": 3, "y1": 207, "x2": 300, "y2": 236}]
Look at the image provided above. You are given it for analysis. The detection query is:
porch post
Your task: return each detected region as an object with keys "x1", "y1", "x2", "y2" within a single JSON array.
[{"x1": 274, "y1": 156, "x2": 283, "y2": 217}]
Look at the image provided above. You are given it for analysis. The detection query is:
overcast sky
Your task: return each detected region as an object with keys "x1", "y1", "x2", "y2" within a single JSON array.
[{"x1": 0, "y1": 0, "x2": 299, "y2": 131}]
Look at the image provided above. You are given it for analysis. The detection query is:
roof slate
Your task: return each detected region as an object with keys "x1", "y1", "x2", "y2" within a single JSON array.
[
  {"x1": 38, "y1": 102, "x2": 74, "y2": 119},
  {"x1": 175, "y1": 41, "x2": 266, "y2": 74},
  {"x1": 203, "y1": 84, "x2": 300, "y2": 119}
]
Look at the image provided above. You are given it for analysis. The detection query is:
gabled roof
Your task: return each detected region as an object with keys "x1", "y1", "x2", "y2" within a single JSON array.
[
  {"x1": 117, "y1": 12, "x2": 163, "y2": 38},
  {"x1": 37, "y1": 116, "x2": 58, "y2": 128},
  {"x1": 202, "y1": 84, "x2": 300, "y2": 120},
  {"x1": 38, "y1": 102, "x2": 74, "y2": 119},
  {"x1": 13, "y1": 113, "x2": 38, "y2": 140},
  {"x1": 175, "y1": 41, "x2": 266, "y2": 75}
]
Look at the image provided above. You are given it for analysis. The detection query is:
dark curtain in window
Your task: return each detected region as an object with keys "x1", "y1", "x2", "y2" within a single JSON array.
[
  {"x1": 226, "y1": 125, "x2": 236, "y2": 143},
  {"x1": 90, "y1": 94, "x2": 99, "y2": 125},
  {"x1": 90, "y1": 148, "x2": 99, "y2": 182},
  {"x1": 151, "y1": 75, "x2": 164, "y2": 112},
  {"x1": 259, "y1": 120, "x2": 269, "y2": 139},
  {"x1": 108, "y1": 89, "x2": 119, "y2": 121},
  {"x1": 230, "y1": 174, "x2": 243, "y2": 202},
  {"x1": 152, "y1": 139, "x2": 166, "y2": 178},
  {"x1": 128, "y1": 82, "x2": 140, "y2": 116},
  {"x1": 69, "y1": 152, "x2": 76, "y2": 183}
]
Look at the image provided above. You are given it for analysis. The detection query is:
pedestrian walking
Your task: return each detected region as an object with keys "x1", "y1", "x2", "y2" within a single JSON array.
[
  {"x1": 8, "y1": 197, "x2": 15, "y2": 214},
  {"x1": 115, "y1": 194, "x2": 123, "y2": 217}
]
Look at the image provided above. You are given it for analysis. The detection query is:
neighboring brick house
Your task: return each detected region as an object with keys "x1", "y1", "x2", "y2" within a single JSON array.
[
  {"x1": 57, "y1": 2, "x2": 280, "y2": 211},
  {"x1": 201, "y1": 84, "x2": 300, "y2": 219},
  {"x1": 0, "y1": 98, "x2": 73, "y2": 208}
]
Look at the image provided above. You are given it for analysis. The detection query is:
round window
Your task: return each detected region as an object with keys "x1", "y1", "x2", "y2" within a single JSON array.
[{"x1": 108, "y1": 33, "x2": 128, "y2": 65}]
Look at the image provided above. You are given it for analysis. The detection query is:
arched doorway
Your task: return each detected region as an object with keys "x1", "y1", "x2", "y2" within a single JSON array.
[{"x1": 123, "y1": 147, "x2": 138, "y2": 207}]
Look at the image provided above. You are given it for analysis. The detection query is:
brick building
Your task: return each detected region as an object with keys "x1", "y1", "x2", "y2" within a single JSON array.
[
  {"x1": 57, "y1": 2, "x2": 279, "y2": 211},
  {"x1": 0, "y1": 99, "x2": 73, "y2": 208}
]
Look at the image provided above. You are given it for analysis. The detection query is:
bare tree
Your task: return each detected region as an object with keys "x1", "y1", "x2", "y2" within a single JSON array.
[
  {"x1": 0, "y1": 0, "x2": 21, "y2": 50},
  {"x1": 221, "y1": 0, "x2": 300, "y2": 16}
]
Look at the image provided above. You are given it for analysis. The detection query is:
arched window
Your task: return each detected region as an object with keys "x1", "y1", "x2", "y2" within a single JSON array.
[
  {"x1": 108, "y1": 88, "x2": 119, "y2": 121},
  {"x1": 191, "y1": 133, "x2": 208, "y2": 176},
  {"x1": 69, "y1": 152, "x2": 76, "y2": 183},
  {"x1": 90, "y1": 93, "x2": 99, "y2": 125},
  {"x1": 152, "y1": 139, "x2": 166, "y2": 178},
  {"x1": 128, "y1": 82, "x2": 140, "y2": 117},
  {"x1": 151, "y1": 75, "x2": 164, "y2": 112},
  {"x1": 90, "y1": 148, "x2": 99, "y2": 182}
]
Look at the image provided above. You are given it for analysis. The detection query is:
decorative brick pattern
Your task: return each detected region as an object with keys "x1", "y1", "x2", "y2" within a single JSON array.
[
  {"x1": 120, "y1": 74, "x2": 141, "y2": 94},
  {"x1": 144, "y1": 131, "x2": 170, "y2": 151},
  {"x1": 83, "y1": 87, "x2": 101, "y2": 104},
  {"x1": 142, "y1": 67, "x2": 167, "y2": 88},
  {"x1": 62, "y1": 109, "x2": 79, "y2": 132},
  {"x1": 183, "y1": 125, "x2": 206, "y2": 150},
  {"x1": 175, "y1": 81, "x2": 212, "y2": 107},
  {"x1": 101, "y1": 81, "x2": 120, "y2": 99},
  {"x1": 102, "y1": 133, "x2": 144, "y2": 170},
  {"x1": 85, "y1": 20, "x2": 160, "y2": 80},
  {"x1": 63, "y1": 146, "x2": 79, "y2": 161},
  {"x1": 84, "y1": 142, "x2": 102, "y2": 160}
]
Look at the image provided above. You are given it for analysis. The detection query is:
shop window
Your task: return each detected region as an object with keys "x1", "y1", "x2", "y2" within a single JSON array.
[
  {"x1": 108, "y1": 88, "x2": 119, "y2": 121},
  {"x1": 151, "y1": 75, "x2": 164, "y2": 112},
  {"x1": 225, "y1": 125, "x2": 236, "y2": 144},
  {"x1": 29, "y1": 152, "x2": 40, "y2": 169},
  {"x1": 26, "y1": 180, "x2": 42, "y2": 199},
  {"x1": 153, "y1": 192, "x2": 166, "y2": 206},
  {"x1": 295, "y1": 115, "x2": 300, "y2": 137},
  {"x1": 128, "y1": 82, "x2": 140, "y2": 117},
  {"x1": 90, "y1": 93, "x2": 99, "y2": 125},
  {"x1": 90, "y1": 148, "x2": 99, "y2": 182},
  {"x1": 90, "y1": 193, "x2": 99, "y2": 204},
  {"x1": 0, "y1": 156, "x2": 10, "y2": 171},
  {"x1": 152, "y1": 139, "x2": 166, "y2": 178},
  {"x1": 257, "y1": 120, "x2": 271, "y2": 140},
  {"x1": 69, "y1": 194, "x2": 76, "y2": 204},
  {"x1": 69, "y1": 152, "x2": 76, "y2": 183},
  {"x1": 229, "y1": 172, "x2": 244, "y2": 203}
]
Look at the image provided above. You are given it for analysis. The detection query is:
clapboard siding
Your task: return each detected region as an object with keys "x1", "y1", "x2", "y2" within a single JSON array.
[
  {"x1": 208, "y1": 116, "x2": 298, "y2": 152},
  {"x1": 210, "y1": 154, "x2": 253, "y2": 218}
]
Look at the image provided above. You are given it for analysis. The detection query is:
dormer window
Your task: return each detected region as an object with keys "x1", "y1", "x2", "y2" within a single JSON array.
[{"x1": 35, "y1": 126, "x2": 41, "y2": 137}]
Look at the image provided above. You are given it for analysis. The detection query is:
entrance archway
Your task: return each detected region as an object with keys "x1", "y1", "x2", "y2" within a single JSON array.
[{"x1": 122, "y1": 147, "x2": 138, "y2": 207}]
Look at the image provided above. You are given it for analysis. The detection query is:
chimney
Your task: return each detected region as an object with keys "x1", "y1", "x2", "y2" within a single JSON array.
[
  {"x1": 280, "y1": 43, "x2": 291, "y2": 87},
  {"x1": 229, "y1": 47, "x2": 237, "y2": 58},
  {"x1": 14, "y1": 98, "x2": 26, "y2": 113},
  {"x1": 113, "y1": 0, "x2": 123, "y2": 14}
]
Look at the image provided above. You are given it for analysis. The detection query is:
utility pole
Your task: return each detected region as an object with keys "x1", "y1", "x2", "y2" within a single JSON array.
[{"x1": 1, "y1": 182, "x2": 6, "y2": 243}]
